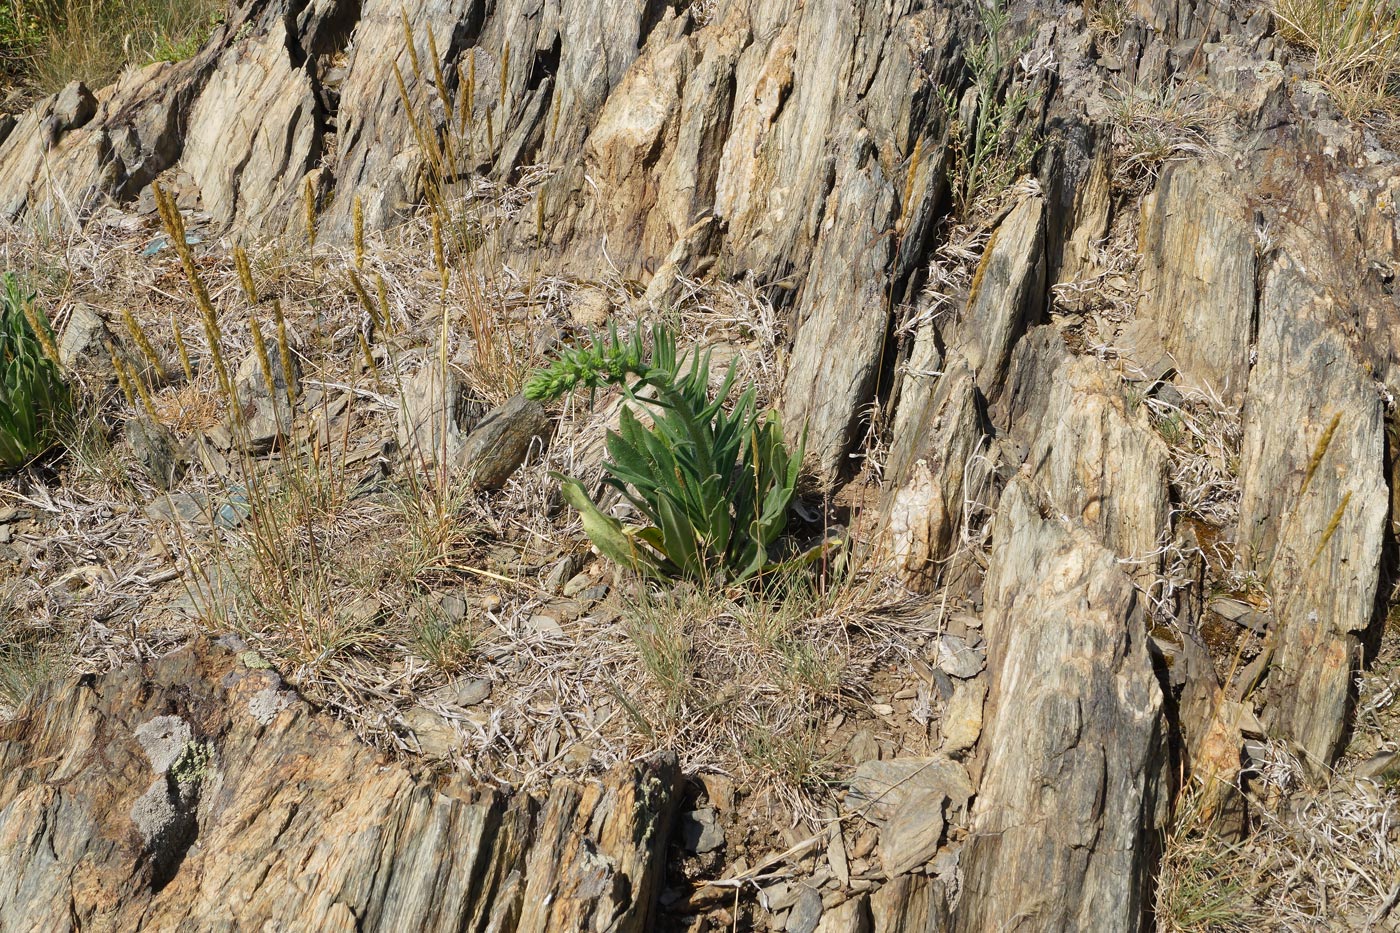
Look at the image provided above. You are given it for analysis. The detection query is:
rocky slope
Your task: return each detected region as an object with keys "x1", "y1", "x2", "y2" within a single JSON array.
[{"x1": 2, "y1": 0, "x2": 1400, "y2": 929}]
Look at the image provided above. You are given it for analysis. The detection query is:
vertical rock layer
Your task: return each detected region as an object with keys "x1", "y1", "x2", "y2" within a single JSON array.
[{"x1": 956, "y1": 478, "x2": 1168, "y2": 933}]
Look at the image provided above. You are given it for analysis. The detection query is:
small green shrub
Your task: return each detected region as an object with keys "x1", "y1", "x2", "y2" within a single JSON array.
[
  {"x1": 524, "y1": 324, "x2": 804, "y2": 584},
  {"x1": 940, "y1": 0, "x2": 1043, "y2": 216},
  {"x1": 0, "y1": 273, "x2": 69, "y2": 469}
]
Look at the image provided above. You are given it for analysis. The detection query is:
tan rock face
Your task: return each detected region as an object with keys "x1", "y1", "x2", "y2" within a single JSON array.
[
  {"x1": 1024, "y1": 356, "x2": 1172, "y2": 579},
  {"x1": 1136, "y1": 161, "x2": 1256, "y2": 406},
  {"x1": 957, "y1": 478, "x2": 1168, "y2": 933},
  {"x1": 0, "y1": 640, "x2": 679, "y2": 932},
  {"x1": 4, "y1": 0, "x2": 1400, "y2": 925},
  {"x1": 181, "y1": 27, "x2": 321, "y2": 231},
  {"x1": 1238, "y1": 257, "x2": 1389, "y2": 771}
]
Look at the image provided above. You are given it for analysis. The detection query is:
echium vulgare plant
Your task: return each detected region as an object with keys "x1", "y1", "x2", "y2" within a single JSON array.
[{"x1": 524, "y1": 324, "x2": 804, "y2": 584}]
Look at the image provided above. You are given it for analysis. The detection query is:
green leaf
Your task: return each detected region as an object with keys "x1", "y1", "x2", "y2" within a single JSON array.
[{"x1": 555, "y1": 474, "x2": 666, "y2": 579}]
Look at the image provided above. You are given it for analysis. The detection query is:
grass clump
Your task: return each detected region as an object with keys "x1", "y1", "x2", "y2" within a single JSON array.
[
  {"x1": 0, "y1": 273, "x2": 69, "y2": 470},
  {"x1": 0, "y1": 0, "x2": 224, "y2": 101},
  {"x1": 1155, "y1": 789, "x2": 1267, "y2": 932},
  {"x1": 1274, "y1": 0, "x2": 1400, "y2": 119},
  {"x1": 525, "y1": 324, "x2": 805, "y2": 585}
]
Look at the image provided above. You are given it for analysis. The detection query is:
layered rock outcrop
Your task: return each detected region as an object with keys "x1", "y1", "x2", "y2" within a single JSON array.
[{"x1": 3, "y1": 0, "x2": 1399, "y2": 926}]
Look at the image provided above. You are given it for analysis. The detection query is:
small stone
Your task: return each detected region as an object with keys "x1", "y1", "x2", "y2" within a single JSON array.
[
  {"x1": 428, "y1": 677, "x2": 492, "y2": 708},
  {"x1": 845, "y1": 756, "x2": 974, "y2": 824},
  {"x1": 561, "y1": 742, "x2": 594, "y2": 767},
  {"x1": 527, "y1": 614, "x2": 566, "y2": 639},
  {"x1": 402, "y1": 707, "x2": 459, "y2": 758},
  {"x1": 847, "y1": 730, "x2": 880, "y2": 765},
  {"x1": 397, "y1": 365, "x2": 468, "y2": 467},
  {"x1": 699, "y1": 772, "x2": 736, "y2": 811},
  {"x1": 579, "y1": 584, "x2": 610, "y2": 602},
  {"x1": 870, "y1": 703, "x2": 895, "y2": 717},
  {"x1": 760, "y1": 881, "x2": 794, "y2": 912},
  {"x1": 457, "y1": 395, "x2": 551, "y2": 489},
  {"x1": 880, "y1": 787, "x2": 946, "y2": 876},
  {"x1": 1356, "y1": 751, "x2": 1400, "y2": 783},
  {"x1": 59, "y1": 306, "x2": 141, "y2": 382},
  {"x1": 561, "y1": 571, "x2": 592, "y2": 598},
  {"x1": 786, "y1": 886, "x2": 823, "y2": 933},
  {"x1": 546, "y1": 598, "x2": 586, "y2": 622},
  {"x1": 234, "y1": 350, "x2": 298, "y2": 453},
  {"x1": 940, "y1": 677, "x2": 987, "y2": 757},
  {"x1": 124, "y1": 418, "x2": 185, "y2": 490},
  {"x1": 143, "y1": 488, "x2": 205, "y2": 525},
  {"x1": 438, "y1": 593, "x2": 468, "y2": 624},
  {"x1": 935, "y1": 635, "x2": 985, "y2": 679},
  {"x1": 51, "y1": 81, "x2": 97, "y2": 133},
  {"x1": 679, "y1": 807, "x2": 725, "y2": 854},
  {"x1": 546, "y1": 554, "x2": 586, "y2": 594},
  {"x1": 569, "y1": 286, "x2": 612, "y2": 327}
]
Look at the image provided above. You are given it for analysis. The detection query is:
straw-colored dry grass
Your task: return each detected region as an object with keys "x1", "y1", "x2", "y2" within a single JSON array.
[
  {"x1": 1275, "y1": 0, "x2": 1400, "y2": 120},
  {"x1": 0, "y1": 171, "x2": 923, "y2": 820},
  {"x1": 1157, "y1": 624, "x2": 1400, "y2": 931}
]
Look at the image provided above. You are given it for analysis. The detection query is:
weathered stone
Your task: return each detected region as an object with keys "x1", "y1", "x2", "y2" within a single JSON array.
[
  {"x1": 878, "y1": 787, "x2": 945, "y2": 878},
  {"x1": 939, "y1": 677, "x2": 986, "y2": 758},
  {"x1": 844, "y1": 756, "x2": 974, "y2": 825},
  {"x1": 457, "y1": 395, "x2": 551, "y2": 488},
  {"x1": 426, "y1": 676, "x2": 492, "y2": 708},
  {"x1": 869, "y1": 875, "x2": 949, "y2": 933},
  {"x1": 58, "y1": 306, "x2": 145, "y2": 384},
  {"x1": 780, "y1": 124, "x2": 897, "y2": 483},
  {"x1": 181, "y1": 24, "x2": 321, "y2": 231},
  {"x1": 397, "y1": 363, "x2": 468, "y2": 468},
  {"x1": 883, "y1": 358, "x2": 990, "y2": 590},
  {"x1": 402, "y1": 706, "x2": 461, "y2": 758},
  {"x1": 144, "y1": 491, "x2": 210, "y2": 524},
  {"x1": 955, "y1": 477, "x2": 1168, "y2": 932},
  {"x1": 1136, "y1": 160, "x2": 1255, "y2": 406},
  {"x1": 678, "y1": 807, "x2": 725, "y2": 855},
  {"x1": 124, "y1": 417, "x2": 186, "y2": 489},
  {"x1": 49, "y1": 82, "x2": 97, "y2": 137},
  {"x1": 948, "y1": 195, "x2": 1046, "y2": 402},
  {"x1": 1237, "y1": 256, "x2": 1388, "y2": 772},
  {"x1": 787, "y1": 885, "x2": 824, "y2": 933},
  {"x1": 1022, "y1": 356, "x2": 1172, "y2": 578},
  {"x1": 934, "y1": 634, "x2": 984, "y2": 680},
  {"x1": 232, "y1": 343, "x2": 300, "y2": 453}
]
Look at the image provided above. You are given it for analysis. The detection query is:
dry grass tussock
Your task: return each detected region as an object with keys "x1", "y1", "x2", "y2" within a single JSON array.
[
  {"x1": 1106, "y1": 75, "x2": 1224, "y2": 193},
  {"x1": 0, "y1": 0, "x2": 224, "y2": 105},
  {"x1": 1274, "y1": 0, "x2": 1400, "y2": 122}
]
